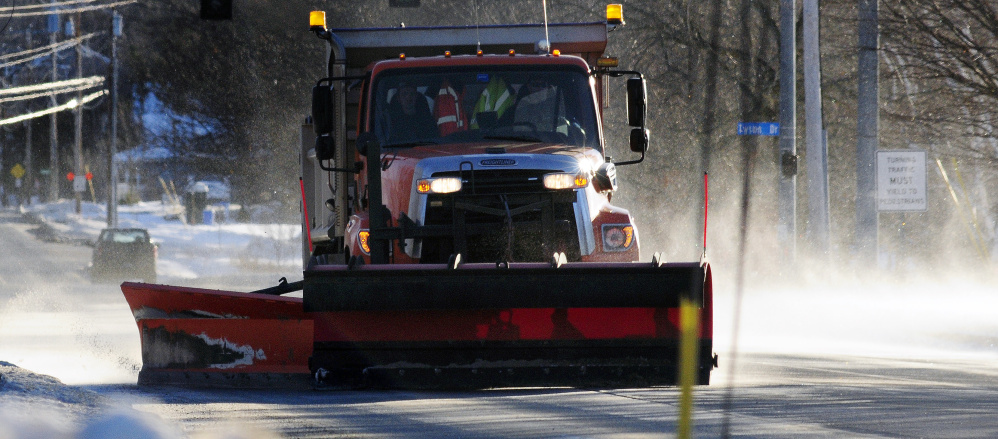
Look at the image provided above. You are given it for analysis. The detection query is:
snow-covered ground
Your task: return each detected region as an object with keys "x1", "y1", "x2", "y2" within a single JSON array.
[
  {"x1": 20, "y1": 199, "x2": 303, "y2": 282},
  {"x1": 1, "y1": 200, "x2": 301, "y2": 438}
]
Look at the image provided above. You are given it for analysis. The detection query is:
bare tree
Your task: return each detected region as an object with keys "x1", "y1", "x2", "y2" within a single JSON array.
[{"x1": 881, "y1": 1, "x2": 998, "y2": 163}]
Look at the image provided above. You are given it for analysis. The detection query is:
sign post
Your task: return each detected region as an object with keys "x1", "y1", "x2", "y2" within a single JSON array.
[{"x1": 877, "y1": 150, "x2": 927, "y2": 212}]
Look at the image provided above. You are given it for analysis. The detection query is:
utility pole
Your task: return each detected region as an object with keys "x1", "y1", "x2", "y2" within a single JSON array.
[
  {"x1": 24, "y1": 26, "x2": 34, "y2": 205},
  {"x1": 778, "y1": 0, "x2": 797, "y2": 263},
  {"x1": 803, "y1": 0, "x2": 830, "y2": 254},
  {"x1": 71, "y1": 14, "x2": 84, "y2": 214},
  {"x1": 48, "y1": 9, "x2": 59, "y2": 202},
  {"x1": 698, "y1": 0, "x2": 723, "y2": 251},
  {"x1": 107, "y1": 11, "x2": 122, "y2": 227},
  {"x1": 856, "y1": 0, "x2": 879, "y2": 263}
]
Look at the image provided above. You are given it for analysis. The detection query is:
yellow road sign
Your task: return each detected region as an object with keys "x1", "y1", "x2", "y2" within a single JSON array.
[{"x1": 10, "y1": 163, "x2": 25, "y2": 179}]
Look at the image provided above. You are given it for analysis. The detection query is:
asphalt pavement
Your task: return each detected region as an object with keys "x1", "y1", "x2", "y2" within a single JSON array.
[{"x1": 2, "y1": 208, "x2": 997, "y2": 438}]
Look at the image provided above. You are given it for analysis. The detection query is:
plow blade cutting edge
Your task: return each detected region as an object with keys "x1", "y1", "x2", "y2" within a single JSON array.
[
  {"x1": 305, "y1": 260, "x2": 713, "y2": 389},
  {"x1": 121, "y1": 282, "x2": 313, "y2": 388}
]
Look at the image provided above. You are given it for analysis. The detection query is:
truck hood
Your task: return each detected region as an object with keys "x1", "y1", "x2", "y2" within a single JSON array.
[{"x1": 385, "y1": 141, "x2": 605, "y2": 174}]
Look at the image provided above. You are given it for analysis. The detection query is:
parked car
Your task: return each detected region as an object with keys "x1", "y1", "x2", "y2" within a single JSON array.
[{"x1": 91, "y1": 228, "x2": 157, "y2": 283}]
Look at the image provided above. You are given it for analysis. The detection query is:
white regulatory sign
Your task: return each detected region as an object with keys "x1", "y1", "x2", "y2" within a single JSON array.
[
  {"x1": 73, "y1": 175, "x2": 87, "y2": 193},
  {"x1": 877, "y1": 150, "x2": 926, "y2": 212}
]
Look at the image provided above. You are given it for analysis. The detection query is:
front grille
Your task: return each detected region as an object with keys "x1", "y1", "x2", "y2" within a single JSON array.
[{"x1": 420, "y1": 187, "x2": 581, "y2": 263}]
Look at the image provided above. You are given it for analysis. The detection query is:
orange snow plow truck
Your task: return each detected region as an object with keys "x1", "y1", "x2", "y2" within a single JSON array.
[{"x1": 121, "y1": 5, "x2": 714, "y2": 389}]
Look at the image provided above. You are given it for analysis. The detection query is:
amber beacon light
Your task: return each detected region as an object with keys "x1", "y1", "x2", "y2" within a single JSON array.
[
  {"x1": 309, "y1": 11, "x2": 327, "y2": 32},
  {"x1": 606, "y1": 4, "x2": 624, "y2": 26}
]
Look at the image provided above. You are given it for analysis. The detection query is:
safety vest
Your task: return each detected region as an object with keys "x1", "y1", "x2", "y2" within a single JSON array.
[
  {"x1": 471, "y1": 77, "x2": 513, "y2": 128},
  {"x1": 434, "y1": 81, "x2": 467, "y2": 136}
]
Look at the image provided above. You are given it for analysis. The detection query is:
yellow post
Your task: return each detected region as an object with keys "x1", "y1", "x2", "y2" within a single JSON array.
[
  {"x1": 677, "y1": 297, "x2": 700, "y2": 439},
  {"x1": 935, "y1": 159, "x2": 989, "y2": 261},
  {"x1": 951, "y1": 158, "x2": 991, "y2": 263},
  {"x1": 159, "y1": 177, "x2": 180, "y2": 206},
  {"x1": 85, "y1": 165, "x2": 96, "y2": 204}
]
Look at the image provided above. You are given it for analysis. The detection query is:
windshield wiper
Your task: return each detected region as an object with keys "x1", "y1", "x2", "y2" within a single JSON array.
[{"x1": 483, "y1": 135, "x2": 544, "y2": 143}]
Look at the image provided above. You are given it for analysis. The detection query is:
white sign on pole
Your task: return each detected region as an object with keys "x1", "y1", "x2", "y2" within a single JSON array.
[
  {"x1": 73, "y1": 175, "x2": 87, "y2": 193},
  {"x1": 877, "y1": 150, "x2": 926, "y2": 211}
]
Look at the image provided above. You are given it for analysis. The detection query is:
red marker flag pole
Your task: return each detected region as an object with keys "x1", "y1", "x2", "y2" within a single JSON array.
[{"x1": 702, "y1": 172, "x2": 709, "y2": 260}]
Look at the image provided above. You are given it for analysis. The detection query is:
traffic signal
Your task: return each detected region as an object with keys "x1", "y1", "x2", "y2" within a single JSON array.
[
  {"x1": 66, "y1": 172, "x2": 75, "y2": 181},
  {"x1": 201, "y1": 0, "x2": 233, "y2": 20}
]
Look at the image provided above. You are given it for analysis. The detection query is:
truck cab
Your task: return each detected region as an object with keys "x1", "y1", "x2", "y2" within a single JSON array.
[{"x1": 304, "y1": 14, "x2": 649, "y2": 267}]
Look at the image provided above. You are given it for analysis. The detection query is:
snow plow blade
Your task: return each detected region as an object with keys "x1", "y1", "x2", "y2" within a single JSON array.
[
  {"x1": 305, "y1": 260, "x2": 713, "y2": 389},
  {"x1": 121, "y1": 282, "x2": 313, "y2": 388}
]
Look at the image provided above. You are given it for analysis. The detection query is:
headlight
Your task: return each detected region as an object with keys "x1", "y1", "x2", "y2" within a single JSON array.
[
  {"x1": 358, "y1": 229, "x2": 371, "y2": 255},
  {"x1": 602, "y1": 224, "x2": 634, "y2": 252},
  {"x1": 543, "y1": 172, "x2": 589, "y2": 190},
  {"x1": 416, "y1": 177, "x2": 463, "y2": 194}
]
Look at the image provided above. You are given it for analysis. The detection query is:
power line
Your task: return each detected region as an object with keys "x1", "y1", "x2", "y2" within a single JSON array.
[
  {"x1": 7, "y1": 0, "x2": 98, "y2": 11},
  {"x1": 0, "y1": 75, "x2": 104, "y2": 96},
  {"x1": 10, "y1": 0, "x2": 135, "y2": 17},
  {"x1": 0, "y1": 80, "x2": 103, "y2": 102},
  {"x1": 0, "y1": 32, "x2": 97, "y2": 69},
  {"x1": 0, "y1": 88, "x2": 106, "y2": 125},
  {"x1": 1, "y1": 0, "x2": 14, "y2": 35},
  {"x1": 0, "y1": 31, "x2": 96, "y2": 60}
]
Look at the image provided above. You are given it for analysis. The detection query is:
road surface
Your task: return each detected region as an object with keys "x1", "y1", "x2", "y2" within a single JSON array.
[{"x1": 2, "y1": 209, "x2": 997, "y2": 437}]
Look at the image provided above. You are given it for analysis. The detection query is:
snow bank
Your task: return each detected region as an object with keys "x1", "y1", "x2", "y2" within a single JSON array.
[
  {"x1": 3, "y1": 201, "x2": 299, "y2": 436},
  {"x1": 0, "y1": 361, "x2": 107, "y2": 438},
  {"x1": 1, "y1": 361, "x2": 275, "y2": 438},
  {"x1": 20, "y1": 199, "x2": 303, "y2": 281},
  {"x1": 2, "y1": 356, "x2": 286, "y2": 438}
]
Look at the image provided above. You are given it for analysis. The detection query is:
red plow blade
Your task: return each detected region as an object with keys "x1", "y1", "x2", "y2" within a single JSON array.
[
  {"x1": 121, "y1": 282, "x2": 312, "y2": 388},
  {"x1": 304, "y1": 261, "x2": 713, "y2": 389}
]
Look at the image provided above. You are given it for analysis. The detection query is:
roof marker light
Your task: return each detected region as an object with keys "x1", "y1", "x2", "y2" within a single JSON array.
[
  {"x1": 399, "y1": 53, "x2": 406, "y2": 60},
  {"x1": 309, "y1": 11, "x2": 327, "y2": 32},
  {"x1": 509, "y1": 49, "x2": 516, "y2": 56},
  {"x1": 477, "y1": 49, "x2": 484, "y2": 57},
  {"x1": 552, "y1": 49, "x2": 561, "y2": 56},
  {"x1": 607, "y1": 4, "x2": 624, "y2": 26},
  {"x1": 444, "y1": 50, "x2": 451, "y2": 57},
  {"x1": 597, "y1": 57, "x2": 619, "y2": 68}
]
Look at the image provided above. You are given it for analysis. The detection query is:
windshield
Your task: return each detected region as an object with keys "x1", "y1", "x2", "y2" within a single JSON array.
[{"x1": 371, "y1": 65, "x2": 600, "y2": 150}]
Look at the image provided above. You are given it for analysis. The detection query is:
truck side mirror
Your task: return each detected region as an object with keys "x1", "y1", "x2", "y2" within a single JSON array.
[
  {"x1": 315, "y1": 134, "x2": 335, "y2": 161},
  {"x1": 356, "y1": 132, "x2": 378, "y2": 157},
  {"x1": 312, "y1": 84, "x2": 333, "y2": 135},
  {"x1": 630, "y1": 128, "x2": 649, "y2": 153},
  {"x1": 626, "y1": 77, "x2": 646, "y2": 127}
]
